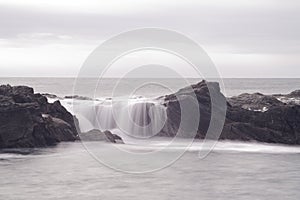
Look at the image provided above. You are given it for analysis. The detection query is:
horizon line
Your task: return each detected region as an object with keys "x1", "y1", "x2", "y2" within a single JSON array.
[{"x1": 0, "y1": 76, "x2": 300, "y2": 79}]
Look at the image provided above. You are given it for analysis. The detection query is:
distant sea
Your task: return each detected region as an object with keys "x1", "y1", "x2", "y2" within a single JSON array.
[{"x1": 0, "y1": 77, "x2": 300, "y2": 98}]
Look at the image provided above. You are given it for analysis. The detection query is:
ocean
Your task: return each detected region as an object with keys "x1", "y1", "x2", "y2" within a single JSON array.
[
  {"x1": 1, "y1": 77, "x2": 300, "y2": 200},
  {"x1": 1, "y1": 77, "x2": 300, "y2": 98}
]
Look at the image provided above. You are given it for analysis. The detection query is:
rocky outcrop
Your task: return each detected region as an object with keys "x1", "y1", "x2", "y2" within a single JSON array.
[
  {"x1": 228, "y1": 93, "x2": 285, "y2": 111},
  {"x1": 225, "y1": 102, "x2": 300, "y2": 144},
  {"x1": 80, "y1": 129, "x2": 124, "y2": 143},
  {"x1": 285, "y1": 90, "x2": 300, "y2": 98},
  {"x1": 0, "y1": 85, "x2": 79, "y2": 148},
  {"x1": 160, "y1": 80, "x2": 300, "y2": 145},
  {"x1": 2, "y1": 82, "x2": 299, "y2": 147},
  {"x1": 160, "y1": 80, "x2": 227, "y2": 138},
  {"x1": 273, "y1": 90, "x2": 300, "y2": 105}
]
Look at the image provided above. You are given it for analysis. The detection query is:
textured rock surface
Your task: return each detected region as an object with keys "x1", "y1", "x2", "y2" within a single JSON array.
[
  {"x1": 224, "y1": 104, "x2": 300, "y2": 144},
  {"x1": 228, "y1": 93, "x2": 285, "y2": 111},
  {"x1": 159, "y1": 80, "x2": 227, "y2": 138},
  {"x1": 286, "y1": 90, "x2": 300, "y2": 98},
  {"x1": 0, "y1": 85, "x2": 79, "y2": 148},
  {"x1": 160, "y1": 80, "x2": 300, "y2": 145}
]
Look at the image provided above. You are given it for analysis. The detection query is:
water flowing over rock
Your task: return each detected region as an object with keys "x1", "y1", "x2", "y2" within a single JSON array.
[
  {"x1": 72, "y1": 80, "x2": 300, "y2": 145},
  {"x1": 75, "y1": 99, "x2": 167, "y2": 139},
  {"x1": 0, "y1": 85, "x2": 79, "y2": 148}
]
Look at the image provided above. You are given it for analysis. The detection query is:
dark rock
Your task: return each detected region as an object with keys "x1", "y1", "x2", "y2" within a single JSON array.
[
  {"x1": 159, "y1": 80, "x2": 300, "y2": 145},
  {"x1": 42, "y1": 93, "x2": 61, "y2": 99},
  {"x1": 220, "y1": 122, "x2": 293, "y2": 144},
  {"x1": 160, "y1": 80, "x2": 227, "y2": 138},
  {"x1": 43, "y1": 114, "x2": 78, "y2": 142},
  {"x1": 104, "y1": 130, "x2": 124, "y2": 143},
  {"x1": 287, "y1": 90, "x2": 300, "y2": 98},
  {"x1": 40, "y1": 100, "x2": 79, "y2": 135},
  {"x1": 0, "y1": 85, "x2": 79, "y2": 148},
  {"x1": 226, "y1": 94, "x2": 300, "y2": 144},
  {"x1": 80, "y1": 129, "x2": 124, "y2": 143},
  {"x1": 0, "y1": 148, "x2": 36, "y2": 155},
  {"x1": 272, "y1": 90, "x2": 300, "y2": 105},
  {"x1": 64, "y1": 95, "x2": 93, "y2": 101},
  {"x1": 228, "y1": 93, "x2": 285, "y2": 111}
]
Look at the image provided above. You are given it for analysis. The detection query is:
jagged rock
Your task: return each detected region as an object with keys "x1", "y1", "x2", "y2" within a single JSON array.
[
  {"x1": 228, "y1": 93, "x2": 285, "y2": 111},
  {"x1": 287, "y1": 90, "x2": 300, "y2": 98},
  {"x1": 0, "y1": 85, "x2": 79, "y2": 148},
  {"x1": 159, "y1": 80, "x2": 300, "y2": 145},
  {"x1": 160, "y1": 80, "x2": 227, "y2": 138},
  {"x1": 226, "y1": 93, "x2": 300, "y2": 144}
]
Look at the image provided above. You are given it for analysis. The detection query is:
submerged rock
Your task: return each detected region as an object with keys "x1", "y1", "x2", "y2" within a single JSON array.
[
  {"x1": 104, "y1": 130, "x2": 124, "y2": 144},
  {"x1": 0, "y1": 85, "x2": 79, "y2": 148},
  {"x1": 64, "y1": 95, "x2": 93, "y2": 101},
  {"x1": 80, "y1": 129, "x2": 124, "y2": 143}
]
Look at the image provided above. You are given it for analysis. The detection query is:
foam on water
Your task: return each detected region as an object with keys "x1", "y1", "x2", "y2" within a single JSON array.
[
  {"x1": 103, "y1": 130, "x2": 300, "y2": 154},
  {"x1": 60, "y1": 97, "x2": 167, "y2": 138}
]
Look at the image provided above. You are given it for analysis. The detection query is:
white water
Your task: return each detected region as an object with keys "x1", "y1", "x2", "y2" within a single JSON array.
[{"x1": 62, "y1": 98, "x2": 167, "y2": 138}]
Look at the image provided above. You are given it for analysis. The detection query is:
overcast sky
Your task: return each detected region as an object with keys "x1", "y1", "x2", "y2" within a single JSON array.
[{"x1": 0, "y1": 0, "x2": 299, "y2": 77}]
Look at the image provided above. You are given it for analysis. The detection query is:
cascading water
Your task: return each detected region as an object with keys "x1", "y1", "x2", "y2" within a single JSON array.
[{"x1": 70, "y1": 98, "x2": 167, "y2": 139}]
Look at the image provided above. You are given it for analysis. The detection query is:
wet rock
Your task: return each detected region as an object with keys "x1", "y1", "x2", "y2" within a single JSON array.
[
  {"x1": 0, "y1": 85, "x2": 79, "y2": 148},
  {"x1": 80, "y1": 129, "x2": 124, "y2": 143},
  {"x1": 228, "y1": 93, "x2": 285, "y2": 111},
  {"x1": 160, "y1": 80, "x2": 300, "y2": 145},
  {"x1": 104, "y1": 130, "x2": 124, "y2": 144},
  {"x1": 64, "y1": 95, "x2": 93, "y2": 101},
  {"x1": 42, "y1": 93, "x2": 61, "y2": 99},
  {"x1": 160, "y1": 80, "x2": 227, "y2": 138},
  {"x1": 287, "y1": 90, "x2": 300, "y2": 98}
]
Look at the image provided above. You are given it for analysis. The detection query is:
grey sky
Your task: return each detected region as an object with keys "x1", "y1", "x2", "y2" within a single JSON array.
[{"x1": 0, "y1": 0, "x2": 300, "y2": 77}]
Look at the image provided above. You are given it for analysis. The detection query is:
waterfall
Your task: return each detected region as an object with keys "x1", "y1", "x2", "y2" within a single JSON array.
[{"x1": 71, "y1": 98, "x2": 167, "y2": 138}]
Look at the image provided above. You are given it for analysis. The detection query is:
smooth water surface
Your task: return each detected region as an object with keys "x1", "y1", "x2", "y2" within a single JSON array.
[{"x1": 1, "y1": 141, "x2": 300, "y2": 200}]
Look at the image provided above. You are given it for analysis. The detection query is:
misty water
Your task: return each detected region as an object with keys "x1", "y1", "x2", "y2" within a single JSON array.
[
  {"x1": 1, "y1": 141, "x2": 300, "y2": 200},
  {"x1": 1, "y1": 78, "x2": 300, "y2": 199}
]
